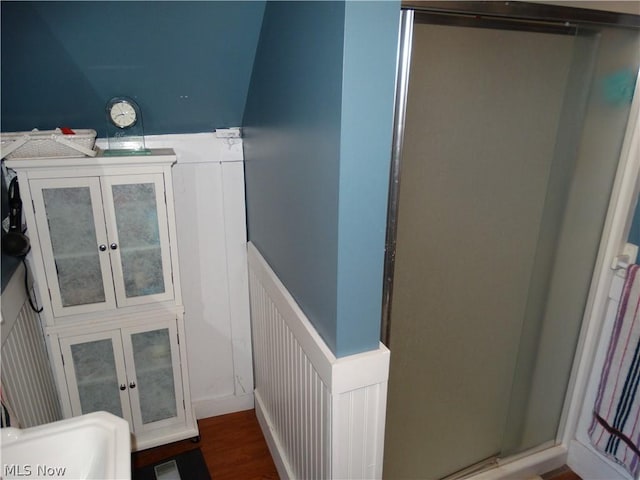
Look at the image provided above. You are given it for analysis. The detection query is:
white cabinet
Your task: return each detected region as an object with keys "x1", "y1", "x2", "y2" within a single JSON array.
[
  {"x1": 59, "y1": 317, "x2": 185, "y2": 436},
  {"x1": 5, "y1": 150, "x2": 198, "y2": 450},
  {"x1": 30, "y1": 173, "x2": 174, "y2": 317}
]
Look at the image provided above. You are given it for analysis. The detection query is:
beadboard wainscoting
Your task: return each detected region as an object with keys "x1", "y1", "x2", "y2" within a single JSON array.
[
  {"x1": 1, "y1": 262, "x2": 62, "y2": 428},
  {"x1": 247, "y1": 242, "x2": 390, "y2": 480}
]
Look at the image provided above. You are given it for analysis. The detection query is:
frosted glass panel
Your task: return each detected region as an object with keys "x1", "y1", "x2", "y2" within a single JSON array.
[
  {"x1": 112, "y1": 183, "x2": 165, "y2": 298},
  {"x1": 71, "y1": 339, "x2": 122, "y2": 417},
  {"x1": 503, "y1": 24, "x2": 640, "y2": 456},
  {"x1": 384, "y1": 12, "x2": 640, "y2": 480},
  {"x1": 43, "y1": 187, "x2": 105, "y2": 306},
  {"x1": 384, "y1": 21, "x2": 576, "y2": 480},
  {"x1": 131, "y1": 328, "x2": 176, "y2": 424}
]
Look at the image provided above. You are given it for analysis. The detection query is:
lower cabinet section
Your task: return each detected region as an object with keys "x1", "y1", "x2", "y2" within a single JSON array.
[{"x1": 50, "y1": 312, "x2": 198, "y2": 451}]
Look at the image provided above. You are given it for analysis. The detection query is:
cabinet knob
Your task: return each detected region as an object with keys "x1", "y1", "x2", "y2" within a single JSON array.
[
  {"x1": 119, "y1": 384, "x2": 126, "y2": 391},
  {"x1": 99, "y1": 244, "x2": 107, "y2": 252},
  {"x1": 129, "y1": 382, "x2": 136, "y2": 389},
  {"x1": 110, "y1": 243, "x2": 118, "y2": 250}
]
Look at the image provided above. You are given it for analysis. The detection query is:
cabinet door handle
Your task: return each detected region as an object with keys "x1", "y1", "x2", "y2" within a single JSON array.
[
  {"x1": 110, "y1": 243, "x2": 118, "y2": 250},
  {"x1": 99, "y1": 244, "x2": 107, "y2": 252},
  {"x1": 129, "y1": 382, "x2": 136, "y2": 389},
  {"x1": 119, "y1": 384, "x2": 126, "y2": 391}
]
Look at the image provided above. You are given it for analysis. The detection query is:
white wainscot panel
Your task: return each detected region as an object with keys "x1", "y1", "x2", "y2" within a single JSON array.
[{"x1": 248, "y1": 242, "x2": 389, "y2": 480}]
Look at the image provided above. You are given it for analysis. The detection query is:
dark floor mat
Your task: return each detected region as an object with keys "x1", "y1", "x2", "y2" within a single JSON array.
[{"x1": 133, "y1": 448, "x2": 211, "y2": 480}]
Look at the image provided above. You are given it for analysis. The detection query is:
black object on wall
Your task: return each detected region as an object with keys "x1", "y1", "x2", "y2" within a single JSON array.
[
  {"x1": 2, "y1": 177, "x2": 30, "y2": 257},
  {"x1": 0, "y1": 172, "x2": 20, "y2": 291},
  {"x1": 1, "y1": 175, "x2": 42, "y2": 312}
]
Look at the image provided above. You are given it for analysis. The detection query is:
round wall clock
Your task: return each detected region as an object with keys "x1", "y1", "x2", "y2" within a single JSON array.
[{"x1": 104, "y1": 96, "x2": 148, "y2": 154}]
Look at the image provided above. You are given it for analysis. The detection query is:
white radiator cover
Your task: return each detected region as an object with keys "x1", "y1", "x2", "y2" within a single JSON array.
[{"x1": 247, "y1": 242, "x2": 390, "y2": 480}]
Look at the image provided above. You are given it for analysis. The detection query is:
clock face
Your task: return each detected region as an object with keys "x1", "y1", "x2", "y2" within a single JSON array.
[
  {"x1": 105, "y1": 96, "x2": 147, "y2": 152},
  {"x1": 109, "y1": 100, "x2": 137, "y2": 128}
]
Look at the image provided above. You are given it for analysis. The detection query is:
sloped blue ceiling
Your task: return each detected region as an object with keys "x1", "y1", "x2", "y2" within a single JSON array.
[{"x1": 1, "y1": 1, "x2": 266, "y2": 136}]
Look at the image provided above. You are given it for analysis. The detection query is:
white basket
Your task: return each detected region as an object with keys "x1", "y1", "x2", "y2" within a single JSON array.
[{"x1": 0, "y1": 129, "x2": 97, "y2": 159}]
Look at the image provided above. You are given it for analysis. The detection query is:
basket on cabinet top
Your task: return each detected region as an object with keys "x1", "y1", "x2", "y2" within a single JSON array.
[{"x1": 1, "y1": 128, "x2": 97, "y2": 160}]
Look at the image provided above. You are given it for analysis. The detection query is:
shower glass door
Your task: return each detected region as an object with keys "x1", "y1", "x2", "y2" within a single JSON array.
[
  {"x1": 383, "y1": 7, "x2": 640, "y2": 480},
  {"x1": 502, "y1": 20, "x2": 640, "y2": 457}
]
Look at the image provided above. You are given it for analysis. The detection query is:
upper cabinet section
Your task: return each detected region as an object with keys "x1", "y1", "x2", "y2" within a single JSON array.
[
  {"x1": 102, "y1": 176, "x2": 173, "y2": 306},
  {"x1": 30, "y1": 174, "x2": 173, "y2": 317},
  {"x1": 31, "y1": 176, "x2": 116, "y2": 315},
  {"x1": 5, "y1": 150, "x2": 181, "y2": 324}
]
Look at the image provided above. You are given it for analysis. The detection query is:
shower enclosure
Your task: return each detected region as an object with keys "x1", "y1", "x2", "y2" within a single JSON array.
[{"x1": 382, "y1": 3, "x2": 640, "y2": 479}]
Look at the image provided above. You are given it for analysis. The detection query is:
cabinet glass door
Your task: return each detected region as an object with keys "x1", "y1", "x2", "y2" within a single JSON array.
[
  {"x1": 31, "y1": 178, "x2": 116, "y2": 316},
  {"x1": 101, "y1": 175, "x2": 174, "y2": 307},
  {"x1": 121, "y1": 321, "x2": 185, "y2": 432},
  {"x1": 59, "y1": 331, "x2": 132, "y2": 423}
]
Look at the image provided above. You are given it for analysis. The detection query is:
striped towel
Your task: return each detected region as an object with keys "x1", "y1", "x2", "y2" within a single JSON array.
[{"x1": 590, "y1": 264, "x2": 640, "y2": 478}]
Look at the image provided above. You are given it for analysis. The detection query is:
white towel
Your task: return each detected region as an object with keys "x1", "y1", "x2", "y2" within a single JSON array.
[{"x1": 590, "y1": 264, "x2": 640, "y2": 478}]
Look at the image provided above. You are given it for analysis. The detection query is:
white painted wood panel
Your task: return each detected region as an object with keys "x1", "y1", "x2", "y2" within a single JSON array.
[{"x1": 221, "y1": 162, "x2": 254, "y2": 399}]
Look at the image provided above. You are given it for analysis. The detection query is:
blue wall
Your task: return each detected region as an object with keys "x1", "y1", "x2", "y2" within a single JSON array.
[
  {"x1": 1, "y1": 1, "x2": 265, "y2": 136},
  {"x1": 244, "y1": 1, "x2": 399, "y2": 357},
  {"x1": 243, "y1": 1, "x2": 344, "y2": 355},
  {"x1": 336, "y1": 1, "x2": 400, "y2": 355}
]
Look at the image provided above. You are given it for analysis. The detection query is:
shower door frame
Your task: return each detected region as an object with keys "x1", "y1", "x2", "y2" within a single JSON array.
[{"x1": 382, "y1": 2, "x2": 640, "y2": 478}]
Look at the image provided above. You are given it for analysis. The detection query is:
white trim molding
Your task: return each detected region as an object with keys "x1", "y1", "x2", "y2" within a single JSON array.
[{"x1": 247, "y1": 242, "x2": 390, "y2": 480}]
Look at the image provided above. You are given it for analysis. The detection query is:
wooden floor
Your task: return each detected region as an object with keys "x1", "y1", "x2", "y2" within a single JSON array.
[
  {"x1": 542, "y1": 466, "x2": 582, "y2": 480},
  {"x1": 134, "y1": 409, "x2": 581, "y2": 480},
  {"x1": 132, "y1": 409, "x2": 279, "y2": 480}
]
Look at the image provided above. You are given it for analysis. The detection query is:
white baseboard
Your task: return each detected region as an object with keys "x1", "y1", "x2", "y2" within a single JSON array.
[
  {"x1": 568, "y1": 439, "x2": 633, "y2": 480},
  {"x1": 469, "y1": 445, "x2": 566, "y2": 480},
  {"x1": 192, "y1": 392, "x2": 254, "y2": 420}
]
